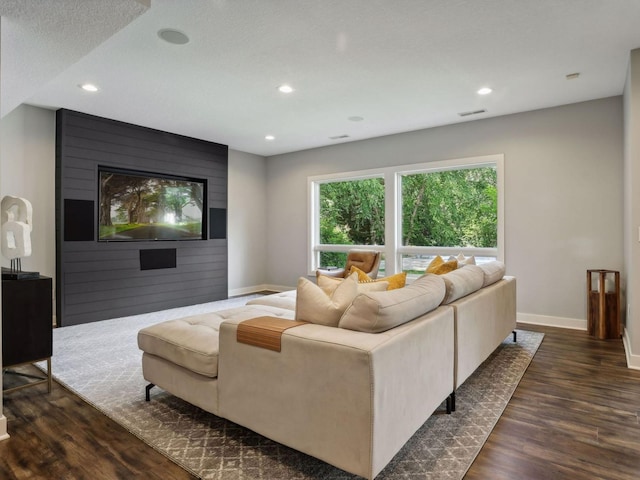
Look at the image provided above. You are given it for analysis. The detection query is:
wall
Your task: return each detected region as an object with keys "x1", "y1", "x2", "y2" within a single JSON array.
[
  {"x1": 623, "y1": 49, "x2": 640, "y2": 368},
  {"x1": 0, "y1": 105, "x2": 56, "y2": 278},
  {"x1": 227, "y1": 149, "x2": 268, "y2": 295},
  {"x1": 56, "y1": 110, "x2": 228, "y2": 325},
  {"x1": 266, "y1": 97, "x2": 624, "y2": 327}
]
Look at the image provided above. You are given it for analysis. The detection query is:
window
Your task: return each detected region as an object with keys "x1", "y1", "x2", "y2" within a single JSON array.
[
  {"x1": 399, "y1": 165, "x2": 499, "y2": 274},
  {"x1": 308, "y1": 155, "x2": 503, "y2": 275},
  {"x1": 310, "y1": 175, "x2": 385, "y2": 270}
]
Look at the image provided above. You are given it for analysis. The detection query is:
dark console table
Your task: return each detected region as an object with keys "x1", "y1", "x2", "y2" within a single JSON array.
[{"x1": 2, "y1": 275, "x2": 53, "y2": 393}]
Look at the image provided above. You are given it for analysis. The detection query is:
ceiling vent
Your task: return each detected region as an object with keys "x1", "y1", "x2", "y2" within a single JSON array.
[
  {"x1": 329, "y1": 134, "x2": 350, "y2": 140},
  {"x1": 458, "y1": 109, "x2": 487, "y2": 117}
]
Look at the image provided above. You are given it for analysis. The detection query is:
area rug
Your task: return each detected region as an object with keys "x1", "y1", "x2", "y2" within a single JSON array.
[{"x1": 44, "y1": 298, "x2": 543, "y2": 480}]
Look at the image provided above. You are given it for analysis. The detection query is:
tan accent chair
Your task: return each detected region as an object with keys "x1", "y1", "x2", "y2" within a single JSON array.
[{"x1": 317, "y1": 249, "x2": 381, "y2": 280}]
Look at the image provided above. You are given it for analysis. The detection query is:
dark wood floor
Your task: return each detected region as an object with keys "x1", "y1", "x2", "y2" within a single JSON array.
[
  {"x1": 467, "y1": 323, "x2": 640, "y2": 480},
  {"x1": 1, "y1": 323, "x2": 639, "y2": 479}
]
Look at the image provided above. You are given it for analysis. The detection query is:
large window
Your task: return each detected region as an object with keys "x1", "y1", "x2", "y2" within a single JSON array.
[
  {"x1": 308, "y1": 155, "x2": 503, "y2": 276},
  {"x1": 399, "y1": 165, "x2": 498, "y2": 274},
  {"x1": 317, "y1": 177, "x2": 385, "y2": 267}
]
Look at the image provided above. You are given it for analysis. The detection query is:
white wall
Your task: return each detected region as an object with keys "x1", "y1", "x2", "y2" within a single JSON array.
[
  {"x1": 266, "y1": 97, "x2": 624, "y2": 326},
  {"x1": 0, "y1": 104, "x2": 56, "y2": 280},
  {"x1": 227, "y1": 149, "x2": 268, "y2": 294},
  {"x1": 623, "y1": 49, "x2": 640, "y2": 367}
]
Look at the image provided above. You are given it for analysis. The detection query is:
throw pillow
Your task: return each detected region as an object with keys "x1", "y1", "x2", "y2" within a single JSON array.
[
  {"x1": 349, "y1": 266, "x2": 407, "y2": 290},
  {"x1": 339, "y1": 274, "x2": 446, "y2": 333},
  {"x1": 295, "y1": 272, "x2": 359, "y2": 327},
  {"x1": 450, "y1": 253, "x2": 476, "y2": 266},
  {"x1": 426, "y1": 255, "x2": 458, "y2": 274},
  {"x1": 317, "y1": 273, "x2": 389, "y2": 295}
]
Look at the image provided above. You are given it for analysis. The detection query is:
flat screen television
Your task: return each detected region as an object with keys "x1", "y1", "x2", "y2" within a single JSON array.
[{"x1": 98, "y1": 167, "x2": 206, "y2": 241}]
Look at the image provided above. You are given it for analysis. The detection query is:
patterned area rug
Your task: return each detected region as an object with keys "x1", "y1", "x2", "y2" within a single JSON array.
[{"x1": 44, "y1": 297, "x2": 543, "y2": 480}]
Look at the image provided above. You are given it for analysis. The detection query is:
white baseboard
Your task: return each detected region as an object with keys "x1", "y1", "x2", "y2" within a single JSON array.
[
  {"x1": 622, "y1": 328, "x2": 640, "y2": 370},
  {"x1": 0, "y1": 415, "x2": 9, "y2": 441},
  {"x1": 229, "y1": 284, "x2": 294, "y2": 297},
  {"x1": 517, "y1": 312, "x2": 587, "y2": 331}
]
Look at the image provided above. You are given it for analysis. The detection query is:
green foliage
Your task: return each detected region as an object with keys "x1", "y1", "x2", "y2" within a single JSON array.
[
  {"x1": 319, "y1": 178, "x2": 385, "y2": 246},
  {"x1": 318, "y1": 167, "x2": 497, "y2": 257},
  {"x1": 402, "y1": 167, "x2": 497, "y2": 247}
]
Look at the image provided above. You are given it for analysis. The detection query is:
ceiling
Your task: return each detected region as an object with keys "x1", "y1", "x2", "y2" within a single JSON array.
[{"x1": 3, "y1": 0, "x2": 640, "y2": 157}]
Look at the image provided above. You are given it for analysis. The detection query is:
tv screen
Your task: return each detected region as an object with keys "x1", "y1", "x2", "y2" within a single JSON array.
[{"x1": 98, "y1": 167, "x2": 206, "y2": 241}]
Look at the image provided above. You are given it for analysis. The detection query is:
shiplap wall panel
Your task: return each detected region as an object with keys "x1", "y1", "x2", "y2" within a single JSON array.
[{"x1": 56, "y1": 109, "x2": 228, "y2": 326}]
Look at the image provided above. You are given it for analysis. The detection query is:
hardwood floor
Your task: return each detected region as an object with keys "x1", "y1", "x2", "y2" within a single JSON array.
[
  {"x1": 1, "y1": 323, "x2": 639, "y2": 479},
  {"x1": 0, "y1": 368, "x2": 196, "y2": 480},
  {"x1": 467, "y1": 323, "x2": 640, "y2": 480}
]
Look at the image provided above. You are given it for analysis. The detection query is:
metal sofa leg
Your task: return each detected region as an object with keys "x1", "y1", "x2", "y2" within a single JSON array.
[
  {"x1": 145, "y1": 383, "x2": 155, "y2": 401},
  {"x1": 513, "y1": 330, "x2": 517, "y2": 343}
]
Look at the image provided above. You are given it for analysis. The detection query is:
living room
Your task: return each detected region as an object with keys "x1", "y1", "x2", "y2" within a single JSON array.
[{"x1": 1, "y1": 1, "x2": 640, "y2": 479}]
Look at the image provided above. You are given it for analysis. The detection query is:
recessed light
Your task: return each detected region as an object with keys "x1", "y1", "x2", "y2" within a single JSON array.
[
  {"x1": 477, "y1": 87, "x2": 492, "y2": 95},
  {"x1": 278, "y1": 85, "x2": 294, "y2": 94},
  {"x1": 79, "y1": 83, "x2": 99, "y2": 92},
  {"x1": 566, "y1": 72, "x2": 580, "y2": 80},
  {"x1": 158, "y1": 29, "x2": 190, "y2": 45},
  {"x1": 265, "y1": 135, "x2": 275, "y2": 141},
  {"x1": 348, "y1": 116, "x2": 364, "y2": 122}
]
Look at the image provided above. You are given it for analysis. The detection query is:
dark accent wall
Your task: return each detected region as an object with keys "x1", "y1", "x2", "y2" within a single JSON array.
[{"x1": 55, "y1": 109, "x2": 228, "y2": 326}]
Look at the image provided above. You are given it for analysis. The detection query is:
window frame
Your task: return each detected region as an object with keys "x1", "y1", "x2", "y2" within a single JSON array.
[{"x1": 308, "y1": 154, "x2": 504, "y2": 275}]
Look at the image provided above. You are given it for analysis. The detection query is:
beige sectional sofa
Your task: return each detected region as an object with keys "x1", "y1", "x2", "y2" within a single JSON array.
[{"x1": 137, "y1": 262, "x2": 515, "y2": 479}]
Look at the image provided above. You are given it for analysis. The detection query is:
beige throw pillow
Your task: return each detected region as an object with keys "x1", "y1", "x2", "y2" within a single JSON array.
[
  {"x1": 339, "y1": 274, "x2": 446, "y2": 333},
  {"x1": 295, "y1": 272, "x2": 359, "y2": 327},
  {"x1": 317, "y1": 274, "x2": 389, "y2": 295}
]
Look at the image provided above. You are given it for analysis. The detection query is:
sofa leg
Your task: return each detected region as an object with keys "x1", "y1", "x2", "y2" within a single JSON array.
[
  {"x1": 512, "y1": 330, "x2": 517, "y2": 343},
  {"x1": 145, "y1": 383, "x2": 155, "y2": 401},
  {"x1": 447, "y1": 391, "x2": 456, "y2": 413}
]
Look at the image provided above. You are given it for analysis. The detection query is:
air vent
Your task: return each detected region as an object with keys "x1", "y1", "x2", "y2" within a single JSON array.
[
  {"x1": 458, "y1": 109, "x2": 487, "y2": 117},
  {"x1": 329, "y1": 134, "x2": 350, "y2": 140}
]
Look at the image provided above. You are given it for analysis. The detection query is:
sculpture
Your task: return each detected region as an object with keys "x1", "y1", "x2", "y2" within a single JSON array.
[{"x1": 1, "y1": 195, "x2": 33, "y2": 271}]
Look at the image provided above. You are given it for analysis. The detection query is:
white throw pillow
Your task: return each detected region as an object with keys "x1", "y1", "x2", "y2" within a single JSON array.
[
  {"x1": 339, "y1": 274, "x2": 446, "y2": 333},
  {"x1": 295, "y1": 272, "x2": 359, "y2": 327},
  {"x1": 317, "y1": 274, "x2": 389, "y2": 295}
]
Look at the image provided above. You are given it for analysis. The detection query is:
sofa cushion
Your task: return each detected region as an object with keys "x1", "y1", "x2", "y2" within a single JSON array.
[
  {"x1": 349, "y1": 266, "x2": 407, "y2": 290},
  {"x1": 339, "y1": 274, "x2": 446, "y2": 333},
  {"x1": 137, "y1": 304, "x2": 294, "y2": 378},
  {"x1": 426, "y1": 255, "x2": 458, "y2": 274},
  {"x1": 317, "y1": 273, "x2": 389, "y2": 294},
  {"x1": 441, "y1": 264, "x2": 484, "y2": 304},
  {"x1": 479, "y1": 260, "x2": 506, "y2": 287},
  {"x1": 246, "y1": 290, "x2": 297, "y2": 311},
  {"x1": 295, "y1": 272, "x2": 359, "y2": 327}
]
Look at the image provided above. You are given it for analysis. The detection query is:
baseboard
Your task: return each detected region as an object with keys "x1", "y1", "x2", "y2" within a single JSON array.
[
  {"x1": 229, "y1": 284, "x2": 294, "y2": 297},
  {"x1": 622, "y1": 328, "x2": 640, "y2": 370},
  {"x1": 517, "y1": 312, "x2": 587, "y2": 331},
  {"x1": 0, "y1": 415, "x2": 9, "y2": 441}
]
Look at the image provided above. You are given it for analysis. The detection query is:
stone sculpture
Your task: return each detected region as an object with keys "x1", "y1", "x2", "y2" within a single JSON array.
[{"x1": 1, "y1": 196, "x2": 33, "y2": 271}]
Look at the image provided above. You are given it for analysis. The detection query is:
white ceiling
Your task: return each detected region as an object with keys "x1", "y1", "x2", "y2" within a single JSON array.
[{"x1": 3, "y1": 0, "x2": 640, "y2": 157}]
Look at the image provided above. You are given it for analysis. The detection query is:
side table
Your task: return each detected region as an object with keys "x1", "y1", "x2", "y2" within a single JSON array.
[
  {"x1": 586, "y1": 269, "x2": 620, "y2": 340},
  {"x1": 2, "y1": 275, "x2": 53, "y2": 393}
]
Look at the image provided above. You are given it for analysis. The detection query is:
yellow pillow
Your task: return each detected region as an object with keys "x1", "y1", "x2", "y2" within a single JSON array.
[
  {"x1": 426, "y1": 255, "x2": 458, "y2": 275},
  {"x1": 349, "y1": 266, "x2": 407, "y2": 290}
]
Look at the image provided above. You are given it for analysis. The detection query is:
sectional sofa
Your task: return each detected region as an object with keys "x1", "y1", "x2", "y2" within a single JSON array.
[{"x1": 137, "y1": 261, "x2": 516, "y2": 479}]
